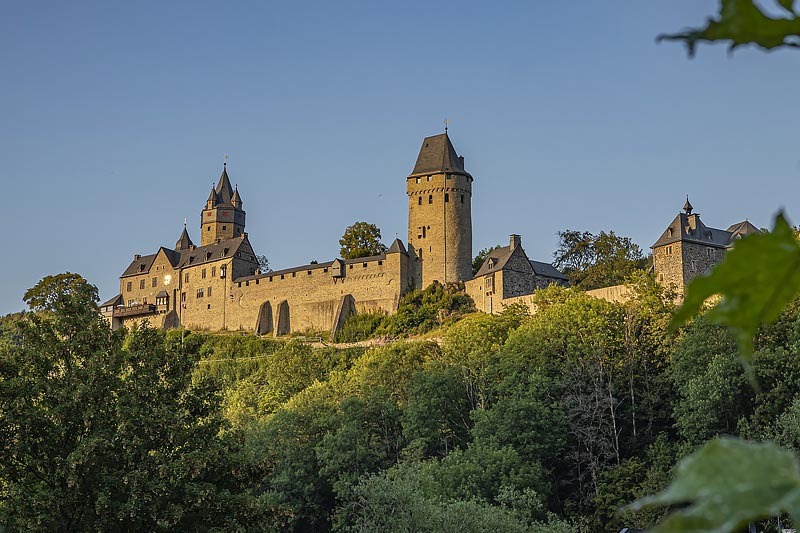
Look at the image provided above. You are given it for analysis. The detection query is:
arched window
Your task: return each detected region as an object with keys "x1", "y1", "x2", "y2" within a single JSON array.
[{"x1": 428, "y1": 195, "x2": 433, "y2": 204}]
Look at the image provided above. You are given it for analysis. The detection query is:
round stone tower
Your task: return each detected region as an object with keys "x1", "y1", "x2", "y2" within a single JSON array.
[{"x1": 407, "y1": 132, "x2": 473, "y2": 288}]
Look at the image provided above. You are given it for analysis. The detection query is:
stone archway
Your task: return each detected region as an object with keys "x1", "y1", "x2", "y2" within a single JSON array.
[
  {"x1": 256, "y1": 301, "x2": 273, "y2": 335},
  {"x1": 275, "y1": 300, "x2": 291, "y2": 336}
]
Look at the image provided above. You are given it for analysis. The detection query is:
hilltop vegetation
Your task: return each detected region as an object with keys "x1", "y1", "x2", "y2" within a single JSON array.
[{"x1": 3, "y1": 272, "x2": 800, "y2": 531}]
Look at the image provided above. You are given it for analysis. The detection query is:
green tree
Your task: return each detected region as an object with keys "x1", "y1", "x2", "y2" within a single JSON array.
[
  {"x1": 553, "y1": 230, "x2": 648, "y2": 289},
  {"x1": 0, "y1": 274, "x2": 269, "y2": 531},
  {"x1": 660, "y1": 0, "x2": 800, "y2": 56},
  {"x1": 339, "y1": 221, "x2": 387, "y2": 259}
]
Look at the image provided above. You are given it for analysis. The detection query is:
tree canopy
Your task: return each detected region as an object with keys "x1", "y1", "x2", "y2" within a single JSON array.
[
  {"x1": 552, "y1": 230, "x2": 649, "y2": 289},
  {"x1": 339, "y1": 221, "x2": 387, "y2": 259}
]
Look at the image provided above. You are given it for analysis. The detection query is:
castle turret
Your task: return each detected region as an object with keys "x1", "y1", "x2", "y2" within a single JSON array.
[
  {"x1": 200, "y1": 163, "x2": 246, "y2": 245},
  {"x1": 407, "y1": 132, "x2": 473, "y2": 287},
  {"x1": 175, "y1": 221, "x2": 194, "y2": 250}
]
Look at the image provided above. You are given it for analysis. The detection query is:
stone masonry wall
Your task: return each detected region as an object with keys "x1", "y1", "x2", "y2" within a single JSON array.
[
  {"x1": 200, "y1": 251, "x2": 411, "y2": 334},
  {"x1": 407, "y1": 172, "x2": 472, "y2": 287}
]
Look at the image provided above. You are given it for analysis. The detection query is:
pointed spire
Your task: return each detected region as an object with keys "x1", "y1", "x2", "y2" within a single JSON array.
[
  {"x1": 175, "y1": 221, "x2": 194, "y2": 250},
  {"x1": 231, "y1": 184, "x2": 242, "y2": 208},
  {"x1": 215, "y1": 163, "x2": 234, "y2": 204},
  {"x1": 207, "y1": 186, "x2": 217, "y2": 208},
  {"x1": 683, "y1": 196, "x2": 694, "y2": 215}
]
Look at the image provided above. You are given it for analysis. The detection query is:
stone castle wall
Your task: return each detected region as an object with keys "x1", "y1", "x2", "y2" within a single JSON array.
[{"x1": 174, "y1": 251, "x2": 410, "y2": 334}]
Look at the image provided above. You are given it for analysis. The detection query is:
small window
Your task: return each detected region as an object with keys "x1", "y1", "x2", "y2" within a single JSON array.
[
  {"x1": 222, "y1": 225, "x2": 227, "y2": 230},
  {"x1": 238, "y1": 282, "x2": 241, "y2": 288},
  {"x1": 185, "y1": 273, "x2": 190, "y2": 283},
  {"x1": 307, "y1": 270, "x2": 312, "y2": 275},
  {"x1": 659, "y1": 274, "x2": 664, "y2": 282},
  {"x1": 665, "y1": 246, "x2": 673, "y2": 256},
  {"x1": 152, "y1": 277, "x2": 157, "y2": 287},
  {"x1": 181, "y1": 292, "x2": 186, "y2": 302},
  {"x1": 142, "y1": 297, "x2": 147, "y2": 304},
  {"x1": 323, "y1": 268, "x2": 328, "y2": 273},
  {"x1": 418, "y1": 197, "x2": 422, "y2": 205},
  {"x1": 426, "y1": 176, "x2": 431, "y2": 182},
  {"x1": 415, "y1": 177, "x2": 420, "y2": 184},
  {"x1": 255, "y1": 279, "x2": 259, "y2": 284},
  {"x1": 349, "y1": 264, "x2": 353, "y2": 269},
  {"x1": 206, "y1": 252, "x2": 211, "y2": 260},
  {"x1": 292, "y1": 272, "x2": 296, "y2": 277},
  {"x1": 212, "y1": 266, "x2": 216, "y2": 277},
  {"x1": 363, "y1": 262, "x2": 367, "y2": 268},
  {"x1": 378, "y1": 260, "x2": 383, "y2": 266},
  {"x1": 690, "y1": 260, "x2": 697, "y2": 272},
  {"x1": 422, "y1": 226, "x2": 426, "y2": 238},
  {"x1": 444, "y1": 193, "x2": 449, "y2": 203},
  {"x1": 207, "y1": 226, "x2": 211, "y2": 231},
  {"x1": 196, "y1": 288, "x2": 204, "y2": 298},
  {"x1": 269, "y1": 276, "x2": 273, "y2": 282},
  {"x1": 139, "y1": 279, "x2": 145, "y2": 290},
  {"x1": 246, "y1": 281, "x2": 249, "y2": 286},
  {"x1": 207, "y1": 286, "x2": 212, "y2": 297},
  {"x1": 189, "y1": 257, "x2": 194, "y2": 264},
  {"x1": 127, "y1": 281, "x2": 132, "y2": 292},
  {"x1": 281, "y1": 274, "x2": 285, "y2": 280},
  {"x1": 202, "y1": 268, "x2": 207, "y2": 279},
  {"x1": 207, "y1": 304, "x2": 211, "y2": 309},
  {"x1": 428, "y1": 195, "x2": 433, "y2": 204},
  {"x1": 461, "y1": 194, "x2": 464, "y2": 204}
]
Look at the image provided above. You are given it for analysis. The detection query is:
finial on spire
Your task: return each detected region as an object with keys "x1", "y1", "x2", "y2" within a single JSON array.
[
  {"x1": 184, "y1": 217, "x2": 187, "y2": 228},
  {"x1": 444, "y1": 118, "x2": 449, "y2": 133},
  {"x1": 224, "y1": 153, "x2": 228, "y2": 167},
  {"x1": 683, "y1": 195, "x2": 694, "y2": 215}
]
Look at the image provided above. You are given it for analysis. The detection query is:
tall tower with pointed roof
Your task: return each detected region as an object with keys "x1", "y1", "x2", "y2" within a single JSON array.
[
  {"x1": 407, "y1": 132, "x2": 473, "y2": 287},
  {"x1": 201, "y1": 164, "x2": 246, "y2": 246}
]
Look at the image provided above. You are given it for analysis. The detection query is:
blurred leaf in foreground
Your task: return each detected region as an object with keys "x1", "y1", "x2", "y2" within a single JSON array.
[
  {"x1": 659, "y1": 0, "x2": 800, "y2": 56},
  {"x1": 629, "y1": 437, "x2": 800, "y2": 532}
]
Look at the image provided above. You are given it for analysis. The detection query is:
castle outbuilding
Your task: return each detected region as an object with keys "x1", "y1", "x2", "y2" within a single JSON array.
[{"x1": 651, "y1": 198, "x2": 760, "y2": 296}]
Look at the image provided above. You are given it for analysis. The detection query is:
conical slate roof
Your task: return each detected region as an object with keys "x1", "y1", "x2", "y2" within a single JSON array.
[
  {"x1": 175, "y1": 225, "x2": 194, "y2": 251},
  {"x1": 386, "y1": 238, "x2": 406, "y2": 254},
  {"x1": 215, "y1": 164, "x2": 234, "y2": 204},
  {"x1": 231, "y1": 185, "x2": 242, "y2": 207},
  {"x1": 683, "y1": 197, "x2": 694, "y2": 214},
  {"x1": 409, "y1": 133, "x2": 471, "y2": 178}
]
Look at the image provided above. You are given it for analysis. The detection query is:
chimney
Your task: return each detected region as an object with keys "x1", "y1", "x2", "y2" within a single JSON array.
[
  {"x1": 458, "y1": 156, "x2": 465, "y2": 169},
  {"x1": 510, "y1": 234, "x2": 521, "y2": 251},
  {"x1": 134, "y1": 254, "x2": 141, "y2": 260}
]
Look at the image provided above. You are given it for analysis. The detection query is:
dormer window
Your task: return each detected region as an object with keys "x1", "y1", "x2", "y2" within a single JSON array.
[{"x1": 667, "y1": 228, "x2": 673, "y2": 237}]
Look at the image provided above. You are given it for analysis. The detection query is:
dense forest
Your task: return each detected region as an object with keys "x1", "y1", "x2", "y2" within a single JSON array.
[{"x1": 2, "y1": 267, "x2": 800, "y2": 532}]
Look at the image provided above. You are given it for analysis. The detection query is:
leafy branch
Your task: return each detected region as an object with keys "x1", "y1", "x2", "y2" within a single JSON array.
[{"x1": 659, "y1": 0, "x2": 800, "y2": 56}]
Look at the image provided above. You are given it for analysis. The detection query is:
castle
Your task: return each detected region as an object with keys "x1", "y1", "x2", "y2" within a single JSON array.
[{"x1": 100, "y1": 132, "x2": 756, "y2": 333}]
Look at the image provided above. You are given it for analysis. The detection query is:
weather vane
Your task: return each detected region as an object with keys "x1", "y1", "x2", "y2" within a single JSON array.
[{"x1": 444, "y1": 118, "x2": 449, "y2": 133}]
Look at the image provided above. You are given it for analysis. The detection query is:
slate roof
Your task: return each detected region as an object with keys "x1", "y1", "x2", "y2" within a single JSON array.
[
  {"x1": 100, "y1": 294, "x2": 124, "y2": 308},
  {"x1": 121, "y1": 236, "x2": 252, "y2": 278},
  {"x1": 387, "y1": 238, "x2": 407, "y2": 254},
  {"x1": 215, "y1": 164, "x2": 234, "y2": 204},
  {"x1": 473, "y1": 246, "x2": 515, "y2": 278},
  {"x1": 235, "y1": 245, "x2": 409, "y2": 283},
  {"x1": 175, "y1": 226, "x2": 194, "y2": 250},
  {"x1": 530, "y1": 260, "x2": 568, "y2": 281},
  {"x1": 652, "y1": 212, "x2": 761, "y2": 249},
  {"x1": 409, "y1": 133, "x2": 472, "y2": 178}
]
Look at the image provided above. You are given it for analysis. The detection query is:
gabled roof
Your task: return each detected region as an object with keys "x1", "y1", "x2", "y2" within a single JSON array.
[
  {"x1": 386, "y1": 238, "x2": 407, "y2": 254},
  {"x1": 176, "y1": 235, "x2": 251, "y2": 269},
  {"x1": 473, "y1": 245, "x2": 515, "y2": 278},
  {"x1": 529, "y1": 260, "x2": 568, "y2": 281},
  {"x1": 121, "y1": 236, "x2": 253, "y2": 278},
  {"x1": 409, "y1": 133, "x2": 472, "y2": 178},
  {"x1": 121, "y1": 253, "x2": 158, "y2": 278},
  {"x1": 100, "y1": 293, "x2": 124, "y2": 308},
  {"x1": 652, "y1": 211, "x2": 761, "y2": 250}
]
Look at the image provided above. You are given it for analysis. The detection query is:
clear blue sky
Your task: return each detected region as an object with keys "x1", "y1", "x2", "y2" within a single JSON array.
[{"x1": 2, "y1": 1, "x2": 799, "y2": 315}]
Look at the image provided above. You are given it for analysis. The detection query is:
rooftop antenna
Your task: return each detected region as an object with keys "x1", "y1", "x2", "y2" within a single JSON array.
[{"x1": 444, "y1": 118, "x2": 449, "y2": 133}]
